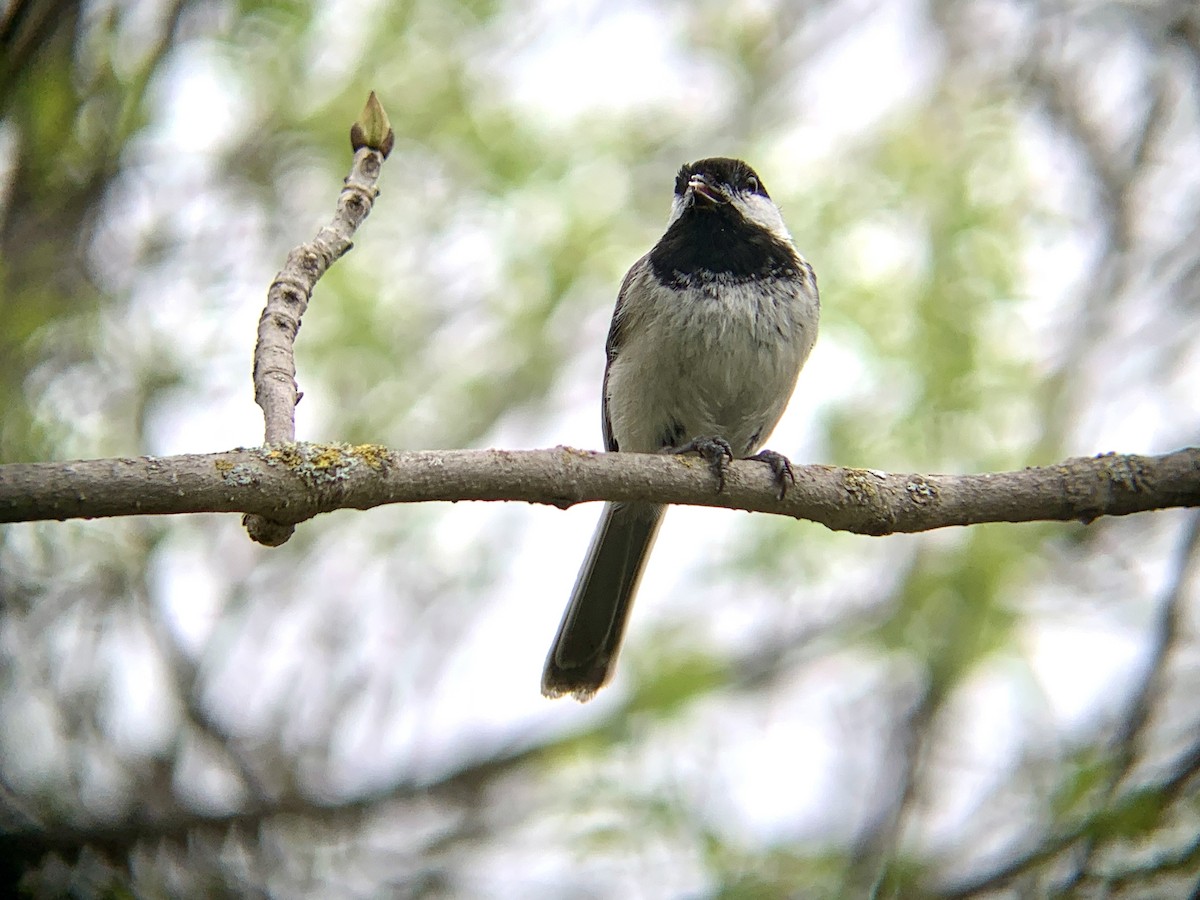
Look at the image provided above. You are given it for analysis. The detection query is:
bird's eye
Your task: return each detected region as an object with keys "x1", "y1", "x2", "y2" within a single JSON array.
[{"x1": 746, "y1": 175, "x2": 760, "y2": 193}]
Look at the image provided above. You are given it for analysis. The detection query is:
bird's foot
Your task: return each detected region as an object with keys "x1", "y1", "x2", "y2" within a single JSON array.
[
  {"x1": 670, "y1": 435, "x2": 735, "y2": 492},
  {"x1": 747, "y1": 449, "x2": 795, "y2": 500}
]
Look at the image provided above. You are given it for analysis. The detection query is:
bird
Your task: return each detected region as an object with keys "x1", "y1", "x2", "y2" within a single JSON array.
[{"x1": 541, "y1": 157, "x2": 820, "y2": 701}]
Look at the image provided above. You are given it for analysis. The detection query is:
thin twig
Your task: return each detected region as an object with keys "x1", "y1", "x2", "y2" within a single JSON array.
[{"x1": 245, "y1": 93, "x2": 393, "y2": 545}]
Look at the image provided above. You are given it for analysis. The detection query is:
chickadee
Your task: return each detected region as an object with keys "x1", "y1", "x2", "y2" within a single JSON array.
[{"x1": 541, "y1": 157, "x2": 820, "y2": 701}]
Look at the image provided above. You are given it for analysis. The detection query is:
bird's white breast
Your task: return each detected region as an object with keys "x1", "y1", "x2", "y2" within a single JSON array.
[{"x1": 606, "y1": 263, "x2": 819, "y2": 456}]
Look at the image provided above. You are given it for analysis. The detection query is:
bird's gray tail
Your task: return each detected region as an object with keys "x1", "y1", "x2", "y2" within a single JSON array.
[{"x1": 541, "y1": 502, "x2": 666, "y2": 700}]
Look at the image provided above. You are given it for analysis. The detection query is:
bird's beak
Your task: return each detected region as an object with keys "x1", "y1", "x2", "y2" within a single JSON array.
[{"x1": 688, "y1": 175, "x2": 725, "y2": 206}]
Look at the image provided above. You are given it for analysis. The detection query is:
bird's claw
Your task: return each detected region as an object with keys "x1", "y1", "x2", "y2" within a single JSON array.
[
  {"x1": 670, "y1": 435, "x2": 735, "y2": 492},
  {"x1": 748, "y1": 449, "x2": 795, "y2": 500}
]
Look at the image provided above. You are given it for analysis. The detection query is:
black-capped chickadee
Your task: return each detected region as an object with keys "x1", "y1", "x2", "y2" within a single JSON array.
[{"x1": 541, "y1": 158, "x2": 820, "y2": 701}]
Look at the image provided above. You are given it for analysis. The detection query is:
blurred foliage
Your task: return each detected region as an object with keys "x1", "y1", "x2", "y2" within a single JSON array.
[
  {"x1": 809, "y1": 94, "x2": 1035, "y2": 473},
  {"x1": 3, "y1": 0, "x2": 1200, "y2": 897}
]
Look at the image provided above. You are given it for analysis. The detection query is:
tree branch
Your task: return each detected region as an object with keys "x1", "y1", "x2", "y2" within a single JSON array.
[
  {"x1": 245, "y1": 92, "x2": 393, "y2": 546},
  {"x1": 1, "y1": 443, "x2": 1197, "y2": 534}
]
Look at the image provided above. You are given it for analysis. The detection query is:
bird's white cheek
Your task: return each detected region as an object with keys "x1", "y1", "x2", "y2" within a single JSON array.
[
  {"x1": 736, "y1": 195, "x2": 792, "y2": 243},
  {"x1": 665, "y1": 195, "x2": 687, "y2": 229}
]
